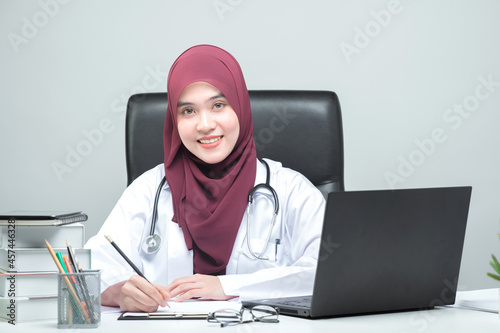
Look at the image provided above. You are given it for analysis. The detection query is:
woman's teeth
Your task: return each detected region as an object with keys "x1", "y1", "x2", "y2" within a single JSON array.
[{"x1": 199, "y1": 137, "x2": 221, "y2": 144}]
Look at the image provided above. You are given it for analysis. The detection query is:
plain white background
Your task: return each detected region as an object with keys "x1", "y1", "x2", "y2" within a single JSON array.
[{"x1": 1, "y1": 0, "x2": 499, "y2": 291}]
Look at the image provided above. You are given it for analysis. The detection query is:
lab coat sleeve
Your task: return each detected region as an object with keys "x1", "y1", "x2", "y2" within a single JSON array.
[
  {"x1": 84, "y1": 166, "x2": 161, "y2": 292},
  {"x1": 218, "y1": 167, "x2": 325, "y2": 300}
]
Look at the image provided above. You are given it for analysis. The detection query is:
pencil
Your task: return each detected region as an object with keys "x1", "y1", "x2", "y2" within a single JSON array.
[
  {"x1": 63, "y1": 256, "x2": 76, "y2": 283},
  {"x1": 104, "y1": 235, "x2": 149, "y2": 282},
  {"x1": 45, "y1": 240, "x2": 91, "y2": 324},
  {"x1": 104, "y1": 235, "x2": 170, "y2": 308}
]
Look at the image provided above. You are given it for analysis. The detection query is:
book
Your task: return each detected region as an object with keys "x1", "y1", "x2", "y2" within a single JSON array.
[
  {"x1": 0, "y1": 295, "x2": 57, "y2": 323},
  {"x1": 0, "y1": 223, "x2": 85, "y2": 248},
  {"x1": 0, "y1": 248, "x2": 91, "y2": 273},
  {"x1": 0, "y1": 270, "x2": 58, "y2": 297},
  {"x1": 0, "y1": 211, "x2": 87, "y2": 226}
]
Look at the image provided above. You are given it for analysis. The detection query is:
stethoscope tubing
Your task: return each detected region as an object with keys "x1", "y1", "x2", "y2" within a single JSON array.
[
  {"x1": 143, "y1": 159, "x2": 279, "y2": 259},
  {"x1": 244, "y1": 159, "x2": 279, "y2": 260},
  {"x1": 150, "y1": 176, "x2": 167, "y2": 236}
]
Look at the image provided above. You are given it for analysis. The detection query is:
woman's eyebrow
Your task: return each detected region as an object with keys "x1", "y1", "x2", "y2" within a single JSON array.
[
  {"x1": 177, "y1": 94, "x2": 226, "y2": 108},
  {"x1": 208, "y1": 93, "x2": 225, "y2": 101},
  {"x1": 177, "y1": 100, "x2": 193, "y2": 107}
]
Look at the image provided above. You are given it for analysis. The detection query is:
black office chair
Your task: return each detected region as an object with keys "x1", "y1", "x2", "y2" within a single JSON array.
[{"x1": 125, "y1": 91, "x2": 344, "y2": 197}]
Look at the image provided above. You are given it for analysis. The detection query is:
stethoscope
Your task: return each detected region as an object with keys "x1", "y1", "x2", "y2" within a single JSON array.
[
  {"x1": 141, "y1": 176, "x2": 166, "y2": 254},
  {"x1": 142, "y1": 159, "x2": 279, "y2": 261},
  {"x1": 243, "y1": 159, "x2": 279, "y2": 260}
]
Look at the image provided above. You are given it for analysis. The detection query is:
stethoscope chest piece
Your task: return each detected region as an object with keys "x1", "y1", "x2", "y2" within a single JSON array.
[{"x1": 142, "y1": 233, "x2": 162, "y2": 254}]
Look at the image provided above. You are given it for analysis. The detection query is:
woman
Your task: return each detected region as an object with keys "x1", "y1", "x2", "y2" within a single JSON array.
[{"x1": 85, "y1": 45, "x2": 325, "y2": 312}]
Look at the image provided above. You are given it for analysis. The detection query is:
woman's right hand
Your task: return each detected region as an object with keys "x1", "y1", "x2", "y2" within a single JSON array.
[{"x1": 101, "y1": 275, "x2": 171, "y2": 312}]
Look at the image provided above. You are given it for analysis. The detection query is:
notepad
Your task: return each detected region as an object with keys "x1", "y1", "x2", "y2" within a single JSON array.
[
  {"x1": 119, "y1": 300, "x2": 242, "y2": 320},
  {"x1": 0, "y1": 211, "x2": 87, "y2": 226}
]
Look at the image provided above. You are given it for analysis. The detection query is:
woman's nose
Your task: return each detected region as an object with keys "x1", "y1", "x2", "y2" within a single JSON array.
[{"x1": 197, "y1": 111, "x2": 216, "y2": 132}]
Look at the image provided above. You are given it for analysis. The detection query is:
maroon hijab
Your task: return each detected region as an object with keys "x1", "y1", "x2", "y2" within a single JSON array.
[{"x1": 163, "y1": 45, "x2": 256, "y2": 275}]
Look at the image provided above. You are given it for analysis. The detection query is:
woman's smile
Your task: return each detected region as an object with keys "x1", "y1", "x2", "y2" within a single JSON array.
[{"x1": 198, "y1": 135, "x2": 223, "y2": 146}]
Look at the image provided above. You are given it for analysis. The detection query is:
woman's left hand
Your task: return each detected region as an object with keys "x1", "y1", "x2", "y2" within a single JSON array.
[{"x1": 167, "y1": 274, "x2": 236, "y2": 302}]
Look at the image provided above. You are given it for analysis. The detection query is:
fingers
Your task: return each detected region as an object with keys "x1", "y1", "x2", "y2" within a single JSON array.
[
  {"x1": 168, "y1": 274, "x2": 204, "y2": 300},
  {"x1": 167, "y1": 274, "x2": 232, "y2": 302},
  {"x1": 167, "y1": 275, "x2": 197, "y2": 296},
  {"x1": 174, "y1": 288, "x2": 199, "y2": 303},
  {"x1": 119, "y1": 274, "x2": 232, "y2": 311},
  {"x1": 152, "y1": 282, "x2": 172, "y2": 306},
  {"x1": 120, "y1": 275, "x2": 170, "y2": 312}
]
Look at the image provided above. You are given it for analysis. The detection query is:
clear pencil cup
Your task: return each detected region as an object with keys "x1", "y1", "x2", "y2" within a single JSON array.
[{"x1": 57, "y1": 270, "x2": 101, "y2": 328}]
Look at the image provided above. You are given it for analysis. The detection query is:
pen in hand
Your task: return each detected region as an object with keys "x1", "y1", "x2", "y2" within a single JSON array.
[{"x1": 104, "y1": 235, "x2": 170, "y2": 308}]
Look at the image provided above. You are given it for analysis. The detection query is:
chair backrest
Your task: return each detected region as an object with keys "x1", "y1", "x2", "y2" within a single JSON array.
[{"x1": 126, "y1": 90, "x2": 344, "y2": 197}]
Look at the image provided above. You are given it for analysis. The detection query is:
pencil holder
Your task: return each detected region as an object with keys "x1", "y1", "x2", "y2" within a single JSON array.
[{"x1": 57, "y1": 270, "x2": 101, "y2": 328}]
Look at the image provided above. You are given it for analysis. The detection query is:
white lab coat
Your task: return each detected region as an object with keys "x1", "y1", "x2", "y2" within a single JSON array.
[{"x1": 85, "y1": 158, "x2": 325, "y2": 300}]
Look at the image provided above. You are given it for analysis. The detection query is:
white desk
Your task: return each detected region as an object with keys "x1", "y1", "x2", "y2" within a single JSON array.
[{"x1": 1, "y1": 306, "x2": 498, "y2": 333}]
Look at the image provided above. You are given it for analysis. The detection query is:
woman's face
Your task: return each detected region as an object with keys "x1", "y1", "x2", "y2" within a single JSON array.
[{"x1": 176, "y1": 81, "x2": 240, "y2": 164}]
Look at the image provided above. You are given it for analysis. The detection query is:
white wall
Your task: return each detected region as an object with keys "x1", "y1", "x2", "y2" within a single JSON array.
[{"x1": 1, "y1": 0, "x2": 499, "y2": 291}]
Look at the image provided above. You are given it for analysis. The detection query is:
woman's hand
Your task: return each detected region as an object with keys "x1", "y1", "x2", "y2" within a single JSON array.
[
  {"x1": 167, "y1": 274, "x2": 236, "y2": 302},
  {"x1": 101, "y1": 275, "x2": 171, "y2": 312}
]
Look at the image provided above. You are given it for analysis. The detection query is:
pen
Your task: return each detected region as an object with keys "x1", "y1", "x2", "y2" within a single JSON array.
[
  {"x1": 67, "y1": 240, "x2": 85, "y2": 272},
  {"x1": 66, "y1": 240, "x2": 96, "y2": 322},
  {"x1": 66, "y1": 241, "x2": 81, "y2": 272},
  {"x1": 104, "y1": 235, "x2": 170, "y2": 308},
  {"x1": 275, "y1": 239, "x2": 280, "y2": 262}
]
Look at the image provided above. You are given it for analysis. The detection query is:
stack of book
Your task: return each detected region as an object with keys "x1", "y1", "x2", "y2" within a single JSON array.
[{"x1": 0, "y1": 211, "x2": 90, "y2": 323}]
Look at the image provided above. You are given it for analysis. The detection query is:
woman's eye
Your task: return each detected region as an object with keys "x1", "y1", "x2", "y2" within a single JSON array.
[
  {"x1": 181, "y1": 108, "x2": 195, "y2": 115},
  {"x1": 213, "y1": 102, "x2": 225, "y2": 110}
]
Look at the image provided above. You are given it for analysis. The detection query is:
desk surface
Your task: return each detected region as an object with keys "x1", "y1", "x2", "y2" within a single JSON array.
[{"x1": 1, "y1": 306, "x2": 499, "y2": 332}]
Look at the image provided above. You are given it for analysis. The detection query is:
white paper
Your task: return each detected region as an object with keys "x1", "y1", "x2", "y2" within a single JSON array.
[
  {"x1": 122, "y1": 299, "x2": 242, "y2": 317},
  {"x1": 101, "y1": 305, "x2": 124, "y2": 314},
  {"x1": 452, "y1": 288, "x2": 499, "y2": 313}
]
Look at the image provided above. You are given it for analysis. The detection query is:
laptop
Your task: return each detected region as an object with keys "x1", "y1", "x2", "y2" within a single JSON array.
[{"x1": 242, "y1": 186, "x2": 472, "y2": 318}]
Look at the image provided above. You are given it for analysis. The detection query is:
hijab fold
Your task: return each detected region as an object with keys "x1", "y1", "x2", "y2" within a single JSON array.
[{"x1": 163, "y1": 45, "x2": 257, "y2": 275}]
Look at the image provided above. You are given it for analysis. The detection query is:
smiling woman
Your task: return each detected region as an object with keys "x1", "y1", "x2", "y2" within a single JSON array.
[{"x1": 85, "y1": 44, "x2": 326, "y2": 313}]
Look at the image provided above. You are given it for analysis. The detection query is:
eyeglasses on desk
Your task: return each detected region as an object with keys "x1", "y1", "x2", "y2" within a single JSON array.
[{"x1": 207, "y1": 305, "x2": 279, "y2": 327}]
